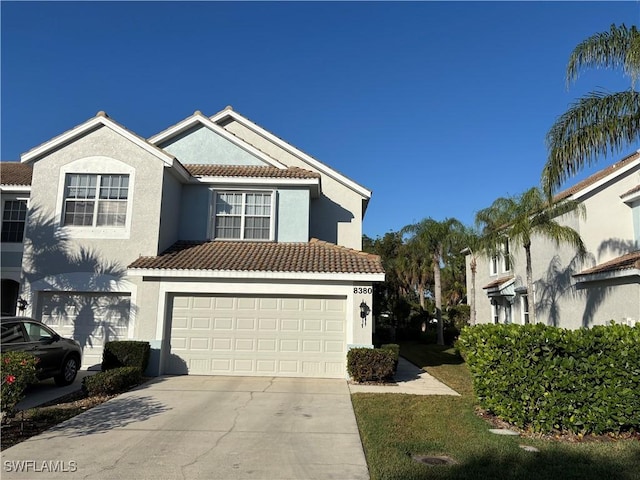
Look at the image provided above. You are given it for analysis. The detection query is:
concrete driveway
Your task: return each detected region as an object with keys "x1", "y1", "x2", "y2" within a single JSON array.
[{"x1": 1, "y1": 375, "x2": 369, "y2": 480}]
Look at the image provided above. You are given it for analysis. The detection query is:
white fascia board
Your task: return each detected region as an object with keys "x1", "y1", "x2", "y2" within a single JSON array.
[
  {"x1": 210, "y1": 109, "x2": 372, "y2": 200},
  {"x1": 0, "y1": 186, "x2": 31, "y2": 194},
  {"x1": 575, "y1": 268, "x2": 640, "y2": 284},
  {"x1": 148, "y1": 113, "x2": 288, "y2": 169},
  {"x1": 21, "y1": 115, "x2": 176, "y2": 167},
  {"x1": 127, "y1": 268, "x2": 385, "y2": 283},
  {"x1": 191, "y1": 176, "x2": 320, "y2": 196},
  {"x1": 168, "y1": 160, "x2": 191, "y2": 183},
  {"x1": 569, "y1": 158, "x2": 640, "y2": 202}
]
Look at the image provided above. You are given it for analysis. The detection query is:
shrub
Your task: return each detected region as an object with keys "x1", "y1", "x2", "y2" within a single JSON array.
[
  {"x1": 347, "y1": 348, "x2": 395, "y2": 383},
  {"x1": 83, "y1": 366, "x2": 142, "y2": 396},
  {"x1": 1, "y1": 352, "x2": 38, "y2": 423},
  {"x1": 380, "y1": 343, "x2": 400, "y2": 371},
  {"x1": 458, "y1": 323, "x2": 640, "y2": 435},
  {"x1": 102, "y1": 341, "x2": 150, "y2": 372}
]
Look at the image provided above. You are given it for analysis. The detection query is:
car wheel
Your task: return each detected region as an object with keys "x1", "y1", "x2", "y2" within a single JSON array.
[{"x1": 54, "y1": 356, "x2": 79, "y2": 386}]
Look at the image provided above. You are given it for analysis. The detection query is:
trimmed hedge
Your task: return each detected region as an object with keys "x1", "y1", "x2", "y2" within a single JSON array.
[
  {"x1": 83, "y1": 366, "x2": 143, "y2": 396},
  {"x1": 380, "y1": 343, "x2": 400, "y2": 371},
  {"x1": 458, "y1": 323, "x2": 640, "y2": 435},
  {"x1": 347, "y1": 348, "x2": 395, "y2": 383},
  {"x1": 102, "y1": 341, "x2": 150, "y2": 372}
]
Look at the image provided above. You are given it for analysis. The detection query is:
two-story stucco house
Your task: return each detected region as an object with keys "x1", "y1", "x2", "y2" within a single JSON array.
[
  {"x1": 0, "y1": 106, "x2": 384, "y2": 377},
  {"x1": 468, "y1": 151, "x2": 640, "y2": 329}
]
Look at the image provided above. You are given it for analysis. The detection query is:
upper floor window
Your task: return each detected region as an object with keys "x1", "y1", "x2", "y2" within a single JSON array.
[
  {"x1": 1, "y1": 200, "x2": 27, "y2": 242},
  {"x1": 63, "y1": 174, "x2": 129, "y2": 227},
  {"x1": 214, "y1": 191, "x2": 273, "y2": 240},
  {"x1": 489, "y1": 239, "x2": 511, "y2": 275}
]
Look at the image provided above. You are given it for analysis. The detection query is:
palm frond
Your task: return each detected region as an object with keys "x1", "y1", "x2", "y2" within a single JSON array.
[
  {"x1": 543, "y1": 89, "x2": 640, "y2": 195},
  {"x1": 566, "y1": 24, "x2": 638, "y2": 86}
]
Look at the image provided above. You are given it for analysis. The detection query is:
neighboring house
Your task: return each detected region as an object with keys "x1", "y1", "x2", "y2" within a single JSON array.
[
  {"x1": 0, "y1": 162, "x2": 31, "y2": 316},
  {"x1": 0, "y1": 106, "x2": 384, "y2": 378},
  {"x1": 467, "y1": 151, "x2": 640, "y2": 329}
]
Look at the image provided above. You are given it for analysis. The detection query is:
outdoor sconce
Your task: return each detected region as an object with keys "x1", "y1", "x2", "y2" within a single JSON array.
[
  {"x1": 359, "y1": 300, "x2": 370, "y2": 328},
  {"x1": 16, "y1": 297, "x2": 28, "y2": 312}
]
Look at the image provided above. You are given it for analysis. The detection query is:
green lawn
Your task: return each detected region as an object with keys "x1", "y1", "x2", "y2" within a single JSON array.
[{"x1": 350, "y1": 341, "x2": 640, "y2": 480}]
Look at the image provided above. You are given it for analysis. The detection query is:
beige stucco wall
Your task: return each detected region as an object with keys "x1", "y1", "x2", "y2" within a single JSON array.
[
  {"x1": 222, "y1": 121, "x2": 365, "y2": 250},
  {"x1": 21, "y1": 125, "x2": 167, "y2": 317},
  {"x1": 468, "y1": 162, "x2": 640, "y2": 329}
]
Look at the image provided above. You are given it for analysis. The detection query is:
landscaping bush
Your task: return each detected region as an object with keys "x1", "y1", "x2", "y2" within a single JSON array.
[
  {"x1": 83, "y1": 366, "x2": 142, "y2": 396},
  {"x1": 101, "y1": 341, "x2": 150, "y2": 372},
  {"x1": 380, "y1": 343, "x2": 400, "y2": 371},
  {"x1": 458, "y1": 323, "x2": 640, "y2": 435},
  {"x1": 1, "y1": 352, "x2": 38, "y2": 423},
  {"x1": 347, "y1": 348, "x2": 395, "y2": 383}
]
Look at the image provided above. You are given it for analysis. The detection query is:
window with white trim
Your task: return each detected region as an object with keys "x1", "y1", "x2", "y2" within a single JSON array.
[
  {"x1": 1, "y1": 200, "x2": 27, "y2": 242},
  {"x1": 520, "y1": 294, "x2": 530, "y2": 325},
  {"x1": 213, "y1": 191, "x2": 273, "y2": 240},
  {"x1": 63, "y1": 174, "x2": 129, "y2": 227},
  {"x1": 489, "y1": 239, "x2": 511, "y2": 275},
  {"x1": 491, "y1": 302, "x2": 499, "y2": 324}
]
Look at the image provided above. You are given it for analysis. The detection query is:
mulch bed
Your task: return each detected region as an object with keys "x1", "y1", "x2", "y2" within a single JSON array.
[
  {"x1": 475, "y1": 407, "x2": 640, "y2": 443},
  {"x1": 1, "y1": 391, "x2": 116, "y2": 451}
]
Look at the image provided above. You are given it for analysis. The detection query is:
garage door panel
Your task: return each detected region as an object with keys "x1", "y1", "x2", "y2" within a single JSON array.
[{"x1": 168, "y1": 295, "x2": 346, "y2": 378}]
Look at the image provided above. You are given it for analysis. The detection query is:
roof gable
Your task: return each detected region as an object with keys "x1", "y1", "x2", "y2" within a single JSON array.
[
  {"x1": 148, "y1": 111, "x2": 287, "y2": 168},
  {"x1": 210, "y1": 106, "x2": 372, "y2": 201},
  {"x1": 21, "y1": 112, "x2": 177, "y2": 167}
]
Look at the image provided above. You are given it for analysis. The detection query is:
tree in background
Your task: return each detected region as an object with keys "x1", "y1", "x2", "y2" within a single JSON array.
[
  {"x1": 544, "y1": 24, "x2": 640, "y2": 195},
  {"x1": 475, "y1": 187, "x2": 586, "y2": 324},
  {"x1": 402, "y1": 218, "x2": 465, "y2": 345}
]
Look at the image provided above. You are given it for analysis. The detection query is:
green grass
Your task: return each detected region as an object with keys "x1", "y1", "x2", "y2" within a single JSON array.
[{"x1": 350, "y1": 341, "x2": 640, "y2": 480}]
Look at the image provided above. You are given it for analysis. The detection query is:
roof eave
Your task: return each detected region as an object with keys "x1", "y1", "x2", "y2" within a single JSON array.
[
  {"x1": 127, "y1": 268, "x2": 385, "y2": 282},
  {"x1": 574, "y1": 268, "x2": 640, "y2": 284},
  {"x1": 189, "y1": 176, "x2": 321, "y2": 197}
]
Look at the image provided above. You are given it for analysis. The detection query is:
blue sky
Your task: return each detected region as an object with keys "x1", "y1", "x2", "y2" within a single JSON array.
[{"x1": 2, "y1": 1, "x2": 638, "y2": 239}]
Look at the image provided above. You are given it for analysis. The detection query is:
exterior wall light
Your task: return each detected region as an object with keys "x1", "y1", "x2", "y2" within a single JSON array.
[{"x1": 359, "y1": 300, "x2": 370, "y2": 328}]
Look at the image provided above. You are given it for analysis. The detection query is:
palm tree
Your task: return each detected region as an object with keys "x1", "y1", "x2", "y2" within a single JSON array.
[
  {"x1": 402, "y1": 218, "x2": 465, "y2": 345},
  {"x1": 543, "y1": 24, "x2": 640, "y2": 195},
  {"x1": 460, "y1": 227, "x2": 488, "y2": 326},
  {"x1": 475, "y1": 187, "x2": 586, "y2": 324}
]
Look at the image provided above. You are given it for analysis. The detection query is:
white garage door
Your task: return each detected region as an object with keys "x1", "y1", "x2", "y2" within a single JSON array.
[
  {"x1": 167, "y1": 295, "x2": 346, "y2": 378},
  {"x1": 38, "y1": 292, "x2": 131, "y2": 369}
]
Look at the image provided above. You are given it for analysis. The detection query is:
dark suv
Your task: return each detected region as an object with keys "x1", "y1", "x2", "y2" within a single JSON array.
[{"x1": 0, "y1": 317, "x2": 82, "y2": 386}]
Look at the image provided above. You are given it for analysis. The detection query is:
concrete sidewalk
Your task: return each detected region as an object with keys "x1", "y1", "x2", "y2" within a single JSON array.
[
  {"x1": 348, "y1": 357, "x2": 460, "y2": 396},
  {"x1": 16, "y1": 370, "x2": 97, "y2": 411}
]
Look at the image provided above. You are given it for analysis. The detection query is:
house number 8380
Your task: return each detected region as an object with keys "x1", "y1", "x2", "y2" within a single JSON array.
[{"x1": 354, "y1": 287, "x2": 372, "y2": 294}]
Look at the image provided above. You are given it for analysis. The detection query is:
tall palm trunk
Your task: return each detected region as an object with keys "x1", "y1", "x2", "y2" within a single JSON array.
[
  {"x1": 470, "y1": 256, "x2": 477, "y2": 326},
  {"x1": 434, "y1": 251, "x2": 444, "y2": 345},
  {"x1": 524, "y1": 242, "x2": 535, "y2": 324}
]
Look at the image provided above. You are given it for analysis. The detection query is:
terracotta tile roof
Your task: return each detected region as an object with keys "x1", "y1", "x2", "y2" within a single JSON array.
[
  {"x1": 184, "y1": 165, "x2": 320, "y2": 179},
  {"x1": 129, "y1": 239, "x2": 384, "y2": 274},
  {"x1": 482, "y1": 276, "x2": 514, "y2": 290},
  {"x1": 555, "y1": 151, "x2": 640, "y2": 201},
  {"x1": 575, "y1": 250, "x2": 640, "y2": 276},
  {"x1": 0, "y1": 162, "x2": 32, "y2": 186},
  {"x1": 621, "y1": 184, "x2": 640, "y2": 198}
]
